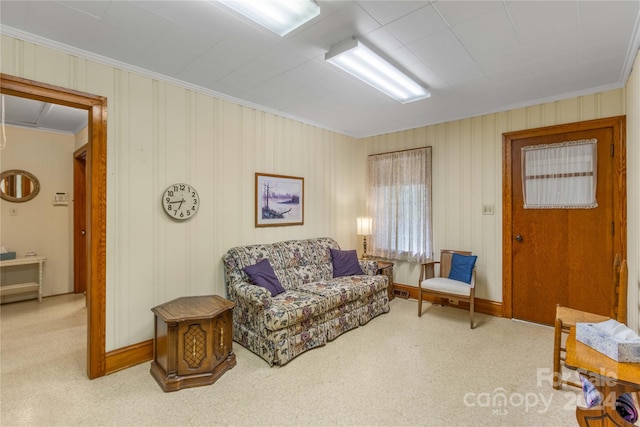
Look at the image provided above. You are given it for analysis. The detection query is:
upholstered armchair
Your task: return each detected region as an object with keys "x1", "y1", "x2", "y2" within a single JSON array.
[{"x1": 418, "y1": 249, "x2": 477, "y2": 329}]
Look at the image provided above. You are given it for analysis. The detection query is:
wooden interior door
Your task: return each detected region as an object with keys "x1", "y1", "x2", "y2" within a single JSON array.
[
  {"x1": 74, "y1": 145, "x2": 87, "y2": 295},
  {"x1": 503, "y1": 117, "x2": 626, "y2": 325}
]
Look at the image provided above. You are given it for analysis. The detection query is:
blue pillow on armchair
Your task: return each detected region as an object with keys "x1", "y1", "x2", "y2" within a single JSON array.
[
  {"x1": 330, "y1": 249, "x2": 364, "y2": 277},
  {"x1": 448, "y1": 253, "x2": 477, "y2": 284},
  {"x1": 243, "y1": 258, "x2": 286, "y2": 296}
]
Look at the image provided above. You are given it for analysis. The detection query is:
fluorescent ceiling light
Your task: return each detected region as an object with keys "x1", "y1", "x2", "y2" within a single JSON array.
[
  {"x1": 218, "y1": 0, "x2": 320, "y2": 37},
  {"x1": 325, "y1": 38, "x2": 431, "y2": 104}
]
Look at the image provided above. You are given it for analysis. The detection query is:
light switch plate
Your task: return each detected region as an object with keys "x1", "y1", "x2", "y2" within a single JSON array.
[{"x1": 482, "y1": 204, "x2": 494, "y2": 215}]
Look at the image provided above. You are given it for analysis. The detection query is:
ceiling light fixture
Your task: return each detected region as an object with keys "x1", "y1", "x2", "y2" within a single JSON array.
[
  {"x1": 218, "y1": 0, "x2": 320, "y2": 37},
  {"x1": 325, "y1": 38, "x2": 431, "y2": 104}
]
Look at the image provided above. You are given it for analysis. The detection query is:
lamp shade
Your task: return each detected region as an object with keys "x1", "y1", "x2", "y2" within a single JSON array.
[{"x1": 356, "y1": 216, "x2": 373, "y2": 236}]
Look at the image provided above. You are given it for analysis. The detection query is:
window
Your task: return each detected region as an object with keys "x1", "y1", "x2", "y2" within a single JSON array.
[
  {"x1": 522, "y1": 139, "x2": 597, "y2": 209},
  {"x1": 366, "y1": 147, "x2": 432, "y2": 262}
]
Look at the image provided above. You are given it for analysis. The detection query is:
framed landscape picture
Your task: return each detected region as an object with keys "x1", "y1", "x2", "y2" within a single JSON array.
[{"x1": 255, "y1": 173, "x2": 304, "y2": 227}]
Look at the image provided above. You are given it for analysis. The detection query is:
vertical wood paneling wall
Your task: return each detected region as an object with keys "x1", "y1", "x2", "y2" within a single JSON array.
[
  {"x1": 1, "y1": 35, "x2": 364, "y2": 350},
  {"x1": 361, "y1": 87, "x2": 638, "y2": 331},
  {"x1": 2, "y1": 33, "x2": 638, "y2": 350},
  {"x1": 625, "y1": 51, "x2": 640, "y2": 332}
]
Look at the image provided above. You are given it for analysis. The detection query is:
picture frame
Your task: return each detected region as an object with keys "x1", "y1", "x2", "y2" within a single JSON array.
[{"x1": 255, "y1": 173, "x2": 304, "y2": 227}]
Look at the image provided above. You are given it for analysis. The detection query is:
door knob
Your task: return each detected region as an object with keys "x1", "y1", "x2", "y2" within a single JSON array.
[{"x1": 515, "y1": 234, "x2": 523, "y2": 242}]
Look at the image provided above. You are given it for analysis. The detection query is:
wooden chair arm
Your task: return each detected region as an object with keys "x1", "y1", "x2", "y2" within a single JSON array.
[{"x1": 418, "y1": 261, "x2": 439, "y2": 285}]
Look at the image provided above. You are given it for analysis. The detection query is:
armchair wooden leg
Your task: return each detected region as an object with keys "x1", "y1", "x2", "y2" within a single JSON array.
[
  {"x1": 418, "y1": 292, "x2": 423, "y2": 317},
  {"x1": 470, "y1": 299, "x2": 475, "y2": 329},
  {"x1": 553, "y1": 318, "x2": 563, "y2": 390}
]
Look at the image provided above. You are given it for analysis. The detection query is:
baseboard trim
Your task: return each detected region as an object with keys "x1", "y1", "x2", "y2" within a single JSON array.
[
  {"x1": 105, "y1": 339, "x2": 153, "y2": 375},
  {"x1": 392, "y1": 283, "x2": 503, "y2": 317}
]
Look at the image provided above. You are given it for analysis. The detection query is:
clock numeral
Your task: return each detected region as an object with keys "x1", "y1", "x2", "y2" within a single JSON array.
[
  {"x1": 186, "y1": 210, "x2": 191, "y2": 216},
  {"x1": 167, "y1": 205, "x2": 172, "y2": 211},
  {"x1": 167, "y1": 191, "x2": 174, "y2": 197},
  {"x1": 193, "y1": 198, "x2": 198, "y2": 205},
  {"x1": 179, "y1": 184, "x2": 186, "y2": 191}
]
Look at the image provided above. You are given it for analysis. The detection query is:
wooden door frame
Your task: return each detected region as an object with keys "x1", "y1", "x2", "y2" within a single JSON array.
[
  {"x1": 1, "y1": 74, "x2": 107, "y2": 379},
  {"x1": 74, "y1": 145, "x2": 87, "y2": 294},
  {"x1": 502, "y1": 116, "x2": 627, "y2": 319}
]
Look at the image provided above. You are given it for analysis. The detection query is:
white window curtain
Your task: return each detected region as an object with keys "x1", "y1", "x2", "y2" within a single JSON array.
[
  {"x1": 367, "y1": 147, "x2": 432, "y2": 262},
  {"x1": 522, "y1": 139, "x2": 597, "y2": 209}
]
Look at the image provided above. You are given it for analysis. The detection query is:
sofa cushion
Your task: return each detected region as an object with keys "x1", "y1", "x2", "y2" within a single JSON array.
[
  {"x1": 243, "y1": 259, "x2": 286, "y2": 296},
  {"x1": 331, "y1": 249, "x2": 364, "y2": 277},
  {"x1": 448, "y1": 253, "x2": 477, "y2": 284},
  {"x1": 263, "y1": 290, "x2": 326, "y2": 331},
  {"x1": 298, "y1": 275, "x2": 387, "y2": 310}
]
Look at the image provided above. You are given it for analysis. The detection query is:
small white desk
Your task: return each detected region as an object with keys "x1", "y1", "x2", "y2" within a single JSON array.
[{"x1": 0, "y1": 256, "x2": 46, "y2": 302}]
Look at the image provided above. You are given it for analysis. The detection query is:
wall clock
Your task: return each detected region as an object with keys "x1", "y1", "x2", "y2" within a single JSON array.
[{"x1": 162, "y1": 183, "x2": 199, "y2": 220}]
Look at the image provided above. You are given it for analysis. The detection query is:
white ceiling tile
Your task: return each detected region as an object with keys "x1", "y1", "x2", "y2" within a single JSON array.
[
  {"x1": 0, "y1": 1, "x2": 29, "y2": 29},
  {"x1": 176, "y1": 58, "x2": 234, "y2": 88},
  {"x1": 581, "y1": 38, "x2": 629, "y2": 64},
  {"x1": 533, "y1": 64, "x2": 588, "y2": 98},
  {"x1": 432, "y1": 0, "x2": 503, "y2": 26},
  {"x1": 527, "y1": 49, "x2": 581, "y2": 78},
  {"x1": 384, "y1": 4, "x2": 448, "y2": 45},
  {"x1": 88, "y1": 22, "x2": 153, "y2": 65},
  {"x1": 451, "y1": 6, "x2": 527, "y2": 74},
  {"x1": 135, "y1": 1, "x2": 237, "y2": 42},
  {"x1": 452, "y1": 6, "x2": 519, "y2": 53},
  {"x1": 138, "y1": 23, "x2": 216, "y2": 76},
  {"x1": 220, "y1": 26, "x2": 280, "y2": 58},
  {"x1": 357, "y1": 1, "x2": 426, "y2": 25},
  {"x1": 314, "y1": 1, "x2": 381, "y2": 44},
  {"x1": 22, "y1": 2, "x2": 100, "y2": 45},
  {"x1": 3, "y1": 1, "x2": 640, "y2": 138},
  {"x1": 581, "y1": 54, "x2": 627, "y2": 86},
  {"x1": 579, "y1": 1, "x2": 640, "y2": 45},
  {"x1": 408, "y1": 29, "x2": 484, "y2": 84},
  {"x1": 487, "y1": 63, "x2": 532, "y2": 85},
  {"x1": 59, "y1": 1, "x2": 110, "y2": 20},
  {"x1": 218, "y1": 69, "x2": 263, "y2": 93},
  {"x1": 101, "y1": 1, "x2": 170, "y2": 40},
  {"x1": 360, "y1": 27, "x2": 404, "y2": 52}
]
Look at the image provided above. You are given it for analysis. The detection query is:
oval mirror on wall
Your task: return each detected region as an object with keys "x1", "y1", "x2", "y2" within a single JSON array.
[{"x1": 0, "y1": 169, "x2": 40, "y2": 202}]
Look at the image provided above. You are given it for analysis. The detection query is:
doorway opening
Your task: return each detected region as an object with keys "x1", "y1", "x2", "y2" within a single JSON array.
[{"x1": 1, "y1": 73, "x2": 108, "y2": 379}]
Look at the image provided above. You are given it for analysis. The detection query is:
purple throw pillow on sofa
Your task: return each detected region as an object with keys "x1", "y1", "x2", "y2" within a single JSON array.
[
  {"x1": 331, "y1": 249, "x2": 364, "y2": 277},
  {"x1": 243, "y1": 259, "x2": 285, "y2": 296}
]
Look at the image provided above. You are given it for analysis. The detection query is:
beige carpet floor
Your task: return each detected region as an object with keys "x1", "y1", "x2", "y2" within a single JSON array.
[{"x1": 1, "y1": 293, "x2": 583, "y2": 426}]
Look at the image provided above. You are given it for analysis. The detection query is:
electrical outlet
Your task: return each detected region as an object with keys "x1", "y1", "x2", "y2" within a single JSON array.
[
  {"x1": 448, "y1": 298, "x2": 458, "y2": 305},
  {"x1": 482, "y1": 204, "x2": 494, "y2": 215}
]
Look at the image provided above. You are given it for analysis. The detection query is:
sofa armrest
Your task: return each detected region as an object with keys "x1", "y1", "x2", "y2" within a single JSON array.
[
  {"x1": 359, "y1": 259, "x2": 379, "y2": 276},
  {"x1": 228, "y1": 281, "x2": 271, "y2": 309}
]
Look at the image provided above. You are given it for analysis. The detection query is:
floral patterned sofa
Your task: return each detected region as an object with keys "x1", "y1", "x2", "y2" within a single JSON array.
[{"x1": 222, "y1": 237, "x2": 390, "y2": 366}]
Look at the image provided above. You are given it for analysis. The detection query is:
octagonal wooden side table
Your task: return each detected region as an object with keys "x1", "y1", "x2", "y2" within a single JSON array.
[{"x1": 150, "y1": 295, "x2": 236, "y2": 392}]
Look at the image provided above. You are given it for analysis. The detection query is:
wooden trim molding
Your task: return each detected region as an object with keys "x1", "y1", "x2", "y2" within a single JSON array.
[
  {"x1": 393, "y1": 283, "x2": 503, "y2": 318},
  {"x1": 106, "y1": 340, "x2": 153, "y2": 374},
  {"x1": 1, "y1": 74, "x2": 108, "y2": 379}
]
